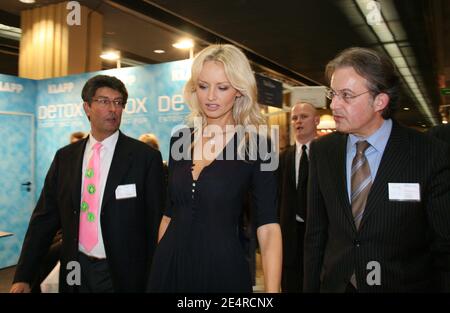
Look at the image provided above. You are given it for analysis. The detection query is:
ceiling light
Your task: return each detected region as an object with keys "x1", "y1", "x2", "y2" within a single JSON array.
[
  {"x1": 172, "y1": 39, "x2": 194, "y2": 49},
  {"x1": 0, "y1": 24, "x2": 22, "y2": 41},
  {"x1": 443, "y1": 120, "x2": 448, "y2": 124},
  {"x1": 153, "y1": 49, "x2": 165, "y2": 54},
  {"x1": 317, "y1": 114, "x2": 336, "y2": 130},
  {"x1": 100, "y1": 51, "x2": 120, "y2": 61},
  {"x1": 19, "y1": 0, "x2": 36, "y2": 3},
  {"x1": 354, "y1": 0, "x2": 437, "y2": 126},
  {"x1": 403, "y1": 107, "x2": 410, "y2": 111}
]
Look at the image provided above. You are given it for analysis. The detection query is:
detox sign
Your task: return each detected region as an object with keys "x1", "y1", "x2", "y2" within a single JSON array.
[{"x1": 34, "y1": 59, "x2": 192, "y2": 196}]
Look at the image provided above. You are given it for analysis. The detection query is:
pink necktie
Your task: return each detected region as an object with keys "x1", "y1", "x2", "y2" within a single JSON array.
[{"x1": 79, "y1": 142, "x2": 102, "y2": 252}]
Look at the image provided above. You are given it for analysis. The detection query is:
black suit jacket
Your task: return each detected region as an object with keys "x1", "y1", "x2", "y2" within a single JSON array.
[
  {"x1": 304, "y1": 121, "x2": 450, "y2": 292},
  {"x1": 428, "y1": 124, "x2": 450, "y2": 145},
  {"x1": 14, "y1": 131, "x2": 165, "y2": 292},
  {"x1": 279, "y1": 145, "x2": 303, "y2": 266}
]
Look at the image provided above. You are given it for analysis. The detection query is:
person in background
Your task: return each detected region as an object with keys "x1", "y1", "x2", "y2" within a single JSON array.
[
  {"x1": 11, "y1": 75, "x2": 165, "y2": 293},
  {"x1": 428, "y1": 124, "x2": 450, "y2": 157},
  {"x1": 278, "y1": 102, "x2": 319, "y2": 292},
  {"x1": 139, "y1": 133, "x2": 160, "y2": 150},
  {"x1": 148, "y1": 44, "x2": 282, "y2": 293},
  {"x1": 70, "y1": 131, "x2": 86, "y2": 144},
  {"x1": 303, "y1": 47, "x2": 450, "y2": 292},
  {"x1": 139, "y1": 133, "x2": 168, "y2": 187}
]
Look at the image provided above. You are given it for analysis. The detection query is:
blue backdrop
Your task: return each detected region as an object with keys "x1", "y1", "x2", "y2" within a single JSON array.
[{"x1": 0, "y1": 59, "x2": 191, "y2": 268}]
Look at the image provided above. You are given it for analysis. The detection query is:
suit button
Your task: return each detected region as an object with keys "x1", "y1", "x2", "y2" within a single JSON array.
[
  {"x1": 354, "y1": 240, "x2": 361, "y2": 247},
  {"x1": 73, "y1": 211, "x2": 77, "y2": 215}
]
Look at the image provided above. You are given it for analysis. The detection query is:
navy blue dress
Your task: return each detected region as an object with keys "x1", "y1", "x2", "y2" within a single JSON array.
[{"x1": 148, "y1": 130, "x2": 278, "y2": 292}]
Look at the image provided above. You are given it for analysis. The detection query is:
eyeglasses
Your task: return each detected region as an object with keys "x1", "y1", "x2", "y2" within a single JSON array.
[
  {"x1": 325, "y1": 88, "x2": 372, "y2": 103},
  {"x1": 92, "y1": 97, "x2": 126, "y2": 108}
]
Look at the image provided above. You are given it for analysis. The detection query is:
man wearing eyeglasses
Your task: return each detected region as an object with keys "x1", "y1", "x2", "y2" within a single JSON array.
[
  {"x1": 11, "y1": 75, "x2": 165, "y2": 293},
  {"x1": 303, "y1": 47, "x2": 450, "y2": 292}
]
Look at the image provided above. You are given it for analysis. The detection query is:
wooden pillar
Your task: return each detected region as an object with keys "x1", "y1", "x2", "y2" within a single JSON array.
[{"x1": 19, "y1": 1, "x2": 102, "y2": 79}]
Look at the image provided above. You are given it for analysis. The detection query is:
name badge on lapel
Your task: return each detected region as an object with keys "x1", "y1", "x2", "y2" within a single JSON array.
[
  {"x1": 115, "y1": 184, "x2": 137, "y2": 200},
  {"x1": 388, "y1": 183, "x2": 420, "y2": 202}
]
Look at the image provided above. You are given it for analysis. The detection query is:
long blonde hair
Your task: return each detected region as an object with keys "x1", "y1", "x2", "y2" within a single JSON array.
[{"x1": 184, "y1": 44, "x2": 266, "y2": 129}]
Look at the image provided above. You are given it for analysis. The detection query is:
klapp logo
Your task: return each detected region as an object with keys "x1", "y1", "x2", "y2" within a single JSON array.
[
  {"x1": 0, "y1": 81, "x2": 23, "y2": 93},
  {"x1": 48, "y1": 82, "x2": 74, "y2": 94}
]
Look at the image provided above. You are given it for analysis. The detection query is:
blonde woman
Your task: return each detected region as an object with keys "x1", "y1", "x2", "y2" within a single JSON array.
[{"x1": 148, "y1": 44, "x2": 281, "y2": 292}]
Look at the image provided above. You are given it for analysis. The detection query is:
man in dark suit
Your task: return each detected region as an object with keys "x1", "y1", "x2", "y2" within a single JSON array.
[
  {"x1": 11, "y1": 75, "x2": 165, "y2": 292},
  {"x1": 30, "y1": 132, "x2": 86, "y2": 293},
  {"x1": 279, "y1": 102, "x2": 319, "y2": 292},
  {"x1": 303, "y1": 47, "x2": 450, "y2": 292}
]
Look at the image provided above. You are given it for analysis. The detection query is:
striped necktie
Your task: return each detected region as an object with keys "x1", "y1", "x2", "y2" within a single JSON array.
[{"x1": 351, "y1": 140, "x2": 372, "y2": 229}]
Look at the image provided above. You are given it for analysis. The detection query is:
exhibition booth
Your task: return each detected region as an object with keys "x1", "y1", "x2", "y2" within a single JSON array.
[{"x1": 0, "y1": 59, "x2": 191, "y2": 268}]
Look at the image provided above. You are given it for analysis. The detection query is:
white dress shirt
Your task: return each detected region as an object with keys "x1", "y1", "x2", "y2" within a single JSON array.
[{"x1": 78, "y1": 130, "x2": 119, "y2": 258}]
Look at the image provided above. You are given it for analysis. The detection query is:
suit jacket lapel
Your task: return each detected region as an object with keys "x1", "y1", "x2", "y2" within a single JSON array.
[
  {"x1": 359, "y1": 122, "x2": 410, "y2": 230},
  {"x1": 287, "y1": 146, "x2": 296, "y2": 188},
  {"x1": 101, "y1": 131, "x2": 133, "y2": 210},
  {"x1": 329, "y1": 133, "x2": 355, "y2": 228},
  {"x1": 71, "y1": 138, "x2": 88, "y2": 215}
]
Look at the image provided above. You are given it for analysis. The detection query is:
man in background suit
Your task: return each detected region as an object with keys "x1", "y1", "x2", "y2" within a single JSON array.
[
  {"x1": 429, "y1": 124, "x2": 450, "y2": 149},
  {"x1": 279, "y1": 102, "x2": 319, "y2": 292},
  {"x1": 304, "y1": 47, "x2": 450, "y2": 292},
  {"x1": 11, "y1": 75, "x2": 165, "y2": 292}
]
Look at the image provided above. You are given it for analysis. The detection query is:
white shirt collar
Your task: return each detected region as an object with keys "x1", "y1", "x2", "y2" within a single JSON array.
[
  {"x1": 295, "y1": 140, "x2": 311, "y2": 154},
  {"x1": 87, "y1": 130, "x2": 120, "y2": 151}
]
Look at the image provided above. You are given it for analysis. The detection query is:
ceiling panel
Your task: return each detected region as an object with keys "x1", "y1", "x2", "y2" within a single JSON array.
[{"x1": 0, "y1": 0, "x2": 447, "y2": 127}]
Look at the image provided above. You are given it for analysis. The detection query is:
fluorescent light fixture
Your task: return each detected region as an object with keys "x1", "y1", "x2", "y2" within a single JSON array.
[
  {"x1": 403, "y1": 107, "x2": 410, "y2": 111},
  {"x1": 172, "y1": 39, "x2": 194, "y2": 49},
  {"x1": 0, "y1": 23, "x2": 21, "y2": 41},
  {"x1": 317, "y1": 114, "x2": 336, "y2": 130},
  {"x1": 100, "y1": 50, "x2": 120, "y2": 61},
  {"x1": 371, "y1": 22, "x2": 395, "y2": 42},
  {"x1": 403, "y1": 76, "x2": 415, "y2": 85},
  {"x1": 355, "y1": 0, "x2": 437, "y2": 126},
  {"x1": 19, "y1": 0, "x2": 36, "y2": 3},
  {"x1": 382, "y1": 43, "x2": 402, "y2": 58},
  {"x1": 153, "y1": 49, "x2": 165, "y2": 54},
  {"x1": 121, "y1": 57, "x2": 145, "y2": 67},
  {"x1": 392, "y1": 57, "x2": 408, "y2": 68}
]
